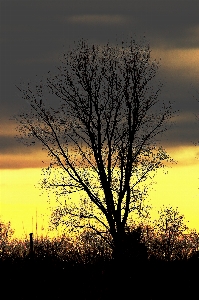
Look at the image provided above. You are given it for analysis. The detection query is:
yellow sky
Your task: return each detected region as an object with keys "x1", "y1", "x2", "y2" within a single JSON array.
[{"x1": 1, "y1": 145, "x2": 199, "y2": 240}]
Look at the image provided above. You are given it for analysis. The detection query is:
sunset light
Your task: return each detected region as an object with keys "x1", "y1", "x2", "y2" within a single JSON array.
[
  {"x1": 1, "y1": 1, "x2": 199, "y2": 298},
  {"x1": 1, "y1": 145, "x2": 199, "y2": 239}
]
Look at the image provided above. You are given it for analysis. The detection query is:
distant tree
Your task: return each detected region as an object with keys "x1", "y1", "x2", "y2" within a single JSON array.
[
  {"x1": 147, "y1": 206, "x2": 189, "y2": 261},
  {"x1": 0, "y1": 220, "x2": 14, "y2": 259},
  {"x1": 180, "y1": 229, "x2": 199, "y2": 260},
  {"x1": 15, "y1": 38, "x2": 173, "y2": 266}
]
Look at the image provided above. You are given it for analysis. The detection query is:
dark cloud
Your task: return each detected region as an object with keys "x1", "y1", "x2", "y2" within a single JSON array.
[
  {"x1": 0, "y1": 135, "x2": 41, "y2": 155},
  {"x1": 1, "y1": 0, "x2": 199, "y2": 166},
  {"x1": 162, "y1": 118, "x2": 199, "y2": 148}
]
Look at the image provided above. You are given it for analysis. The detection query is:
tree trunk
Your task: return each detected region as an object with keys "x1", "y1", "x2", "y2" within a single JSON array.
[
  {"x1": 112, "y1": 226, "x2": 148, "y2": 269},
  {"x1": 112, "y1": 231, "x2": 128, "y2": 272}
]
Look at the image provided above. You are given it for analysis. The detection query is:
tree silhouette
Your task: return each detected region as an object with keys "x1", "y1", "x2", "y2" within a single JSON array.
[
  {"x1": 15, "y1": 39, "x2": 173, "y2": 266},
  {"x1": 0, "y1": 220, "x2": 14, "y2": 260},
  {"x1": 148, "y1": 206, "x2": 189, "y2": 261}
]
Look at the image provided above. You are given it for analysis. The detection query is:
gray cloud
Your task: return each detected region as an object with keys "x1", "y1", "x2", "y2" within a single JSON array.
[
  {"x1": 0, "y1": 135, "x2": 40, "y2": 155},
  {"x1": 66, "y1": 14, "x2": 128, "y2": 25},
  {"x1": 1, "y1": 0, "x2": 199, "y2": 166}
]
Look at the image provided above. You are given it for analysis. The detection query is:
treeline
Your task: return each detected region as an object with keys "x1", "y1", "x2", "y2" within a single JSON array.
[
  {"x1": 2, "y1": 206, "x2": 198, "y2": 262},
  {"x1": 0, "y1": 206, "x2": 199, "y2": 299}
]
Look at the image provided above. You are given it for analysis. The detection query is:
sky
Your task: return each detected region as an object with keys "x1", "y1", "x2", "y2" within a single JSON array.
[{"x1": 1, "y1": 0, "x2": 199, "y2": 239}]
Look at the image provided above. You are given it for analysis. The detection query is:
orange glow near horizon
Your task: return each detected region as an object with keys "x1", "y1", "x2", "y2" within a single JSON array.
[{"x1": 0, "y1": 145, "x2": 199, "y2": 240}]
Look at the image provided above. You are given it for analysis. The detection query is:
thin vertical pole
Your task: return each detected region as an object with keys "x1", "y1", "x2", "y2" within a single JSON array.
[
  {"x1": 29, "y1": 233, "x2": 34, "y2": 258},
  {"x1": 32, "y1": 216, "x2": 34, "y2": 233},
  {"x1": 36, "y1": 208, "x2": 38, "y2": 240}
]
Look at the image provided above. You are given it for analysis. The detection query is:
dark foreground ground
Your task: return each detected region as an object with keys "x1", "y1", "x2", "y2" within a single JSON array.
[{"x1": 0, "y1": 256, "x2": 198, "y2": 300}]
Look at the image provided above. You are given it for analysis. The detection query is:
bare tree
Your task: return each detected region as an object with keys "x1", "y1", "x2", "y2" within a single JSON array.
[
  {"x1": 148, "y1": 206, "x2": 189, "y2": 261},
  {"x1": 15, "y1": 39, "x2": 173, "y2": 265}
]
